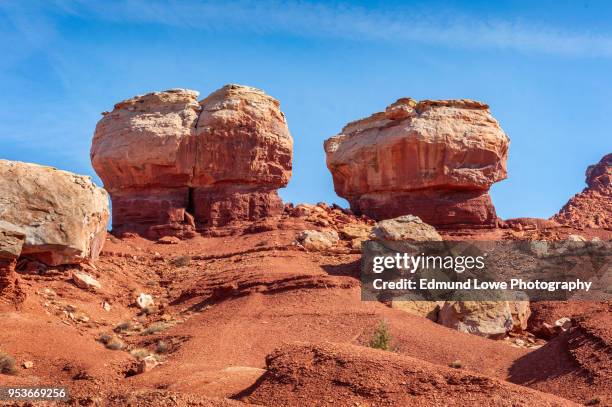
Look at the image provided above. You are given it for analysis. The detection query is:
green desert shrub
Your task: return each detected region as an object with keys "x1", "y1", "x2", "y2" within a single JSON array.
[{"x1": 369, "y1": 320, "x2": 393, "y2": 351}]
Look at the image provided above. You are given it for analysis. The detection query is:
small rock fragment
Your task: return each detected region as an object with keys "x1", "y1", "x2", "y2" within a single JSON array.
[
  {"x1": 72, "y1": 272, "x2": 101, "y2": 290},
  {"x1": 136, "y1": 293, "x2": 154, "y2": 310},
  {"x1": 157, "y1": 236, "x2": 181, "y2": 245},
  {"x1": 23, "y1": 361, "x2": 34, "y2": 369},
  {"x1": 138, "y1": 355, "x2": 160, "y2": 373},
  {"x1": 295, "y1": 230, "x2": 339, "y2": 251},
  {"x1": 555, "y1": 317, "x2": 572, "y2": 331}
]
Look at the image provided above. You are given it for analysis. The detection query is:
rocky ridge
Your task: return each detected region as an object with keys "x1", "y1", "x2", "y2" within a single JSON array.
[{"x1": 553, "y1": 153, "x2": 611, "y2": 229}]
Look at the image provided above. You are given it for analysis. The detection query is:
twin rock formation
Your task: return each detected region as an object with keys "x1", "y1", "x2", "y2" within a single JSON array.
[
  {"x1": 91, "y1": 85, "x2": 292, "y2": 238},
  {"x1": 1, "y1": 83, "x2": 606, "y2": 278},
  {"x1": 94, "y1": 89, "x2": 511, "y2": 237}
]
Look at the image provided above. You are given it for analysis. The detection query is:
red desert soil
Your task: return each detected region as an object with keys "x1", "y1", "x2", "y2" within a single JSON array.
[
  {"x1": 510, "y1": 303, "x2": 612, "y2": 406},
  {"x1": 0, "y1": 216, "x2": 609, "y2": 406},
  {"x1": 239, "y1": 342, "x2": 576, "y2": 406}
]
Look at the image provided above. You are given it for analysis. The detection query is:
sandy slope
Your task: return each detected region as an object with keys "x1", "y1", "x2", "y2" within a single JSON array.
[{"x1": 0, "y1": 220, "x2": 609, "y2": 406}]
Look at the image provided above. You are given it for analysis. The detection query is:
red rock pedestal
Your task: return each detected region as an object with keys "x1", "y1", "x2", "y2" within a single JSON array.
[
  {"x1": 193, "y1": 187, "x2": 284, "y2": 229},
  {"x1": 352, "y1": 189, "x2": 497, "y2": 228},
  {"x1": 91, "y1": 85, "x2": 293, "y2": 238},
  {"x1": 325, "y1": 98, "x2": 509, "y2": 229},
  {"x1": 110, "y1": 188, "x2": 195, "y2": 238}
]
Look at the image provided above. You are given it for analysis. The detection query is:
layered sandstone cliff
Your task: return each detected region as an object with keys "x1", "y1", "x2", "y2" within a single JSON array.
[
  {"x1": 553, "y1": 153, "x2": 611, "y2": 229},
  {"x1": 324, "y1": 98, "x2": 509, "y2": 228},
  {"x1": 91, "y1": 85, "x2": 293, "y2": 238},
  {"x1": 0, "y1": 160, "x2": 109, "y2": 266}
]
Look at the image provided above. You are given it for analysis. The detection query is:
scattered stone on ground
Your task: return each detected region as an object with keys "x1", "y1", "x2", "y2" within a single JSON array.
[
  {"x1": 295, "y1": 230, "x2": 339, "y2": 251},
  {"x1": 72, "y1": 271, "x2": 102, "y2": 290}
]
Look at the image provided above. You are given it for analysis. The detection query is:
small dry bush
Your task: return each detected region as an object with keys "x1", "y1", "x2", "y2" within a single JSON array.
[
  {"x1": 170, "y1": 255, "x2": 191, "y2": 267},
  {"x1": 114, "y1": 321, "x2": 133, "y2": 332},
  {"x1": 156, "y1": 340, "x2": 170, "y2": 353},
  {"x1": 142, "y1": 322, "x2": 172, "y2": 336},
  {"x1": 0, "y1": 352, "x2": 17, "y2": 375},
  {"x1": 129, "y1": 348, "x2": 150, "y2": 360},
  {"x1": 449, "y1": 360, "x2": 463, "y2": 369},
  {"x1": 98, "y1": 333, "x2": 125, "y2": 350}
]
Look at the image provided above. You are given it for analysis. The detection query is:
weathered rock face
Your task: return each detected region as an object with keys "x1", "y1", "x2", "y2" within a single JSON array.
[
  {"x1": 438, "y1": 300, "x2": 526, "y2": 338},
  {"x1": 371, "y1": 215, "x2": 443, "y2": 243},
  {"x1": 295, "y1": 230, "x2": 339, "y2": 251},
  {"x1": 0, "y1": 160, "x2": 109, "y2": 266},
  {"x1": 324, "y1": 98, "x2": 509, "y2": 228},
  {"x1": 361, "y1": 215, "x2": 442, "y2": 279},
  {"x1": 553, "y1": 153, "x2": 611, "y2": 229},
  {"x1": 91, "y1": 85, "x2": 293, "y2": 237}
]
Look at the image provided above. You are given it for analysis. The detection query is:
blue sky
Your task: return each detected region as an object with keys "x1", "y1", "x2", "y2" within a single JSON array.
[{"x1": 1, "y1": 0, "x2": 610, "y2": 219}]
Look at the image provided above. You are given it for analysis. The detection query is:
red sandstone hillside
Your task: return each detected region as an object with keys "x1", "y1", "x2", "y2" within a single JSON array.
[
  {"x1": 0, "y1": 86, "x2": 610, "y2": 406},
  {"x1": 241, "y1": 342, "x2": 577, "y2": 406},
  {"x1": 1, "y1": 210, "x2": 610, "y2": 405}
]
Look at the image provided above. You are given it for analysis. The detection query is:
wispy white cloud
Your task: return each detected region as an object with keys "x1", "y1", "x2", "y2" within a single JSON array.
[{"x1": 20, "y1": 0, "x2": 612, "y2": 58}]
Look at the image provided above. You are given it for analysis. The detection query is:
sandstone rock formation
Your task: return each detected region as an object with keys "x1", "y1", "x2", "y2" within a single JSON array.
[
  {"x1": 391, "y1": 299, "x2": 442, "y2": 321},
  {"x1": 371, "y1": 215, "x2": 443, "y2": 243},
  {"x1": 361, "y1": 215, "x2": 442, "y2": 297},
  {"x1": 91, "y1": 85, "x2": 293, "y2": 238},
  {"x1": 553, "y1": 153, "x2": 611, "y2": 229},
  {"x1": 438, "y1": 300, "x2": 530, "y2": 338},
  {"x1": 363, "y1": 215, "x2": 442, "y2": 260},
  {"x1": 324, "y1": 98, "x2": 509, "y2": 228},
  {"x1": 0, "y1": 160, "x2": 109, "y2": 266}
]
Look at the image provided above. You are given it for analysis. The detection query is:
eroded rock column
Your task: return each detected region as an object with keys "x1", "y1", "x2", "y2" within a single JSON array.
[
  {"x1": 193, "y1": 85, "x2": 292, "y2": 228},
  {"x1": 91, "y1": 89, "x2": 200, "y2": 238},
  {"x1": 324, "y1": 98, "x2": 509, "y2": 228},
  {"x1": 91, "y1": 85, "x2": 293, "y2": 237}
]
